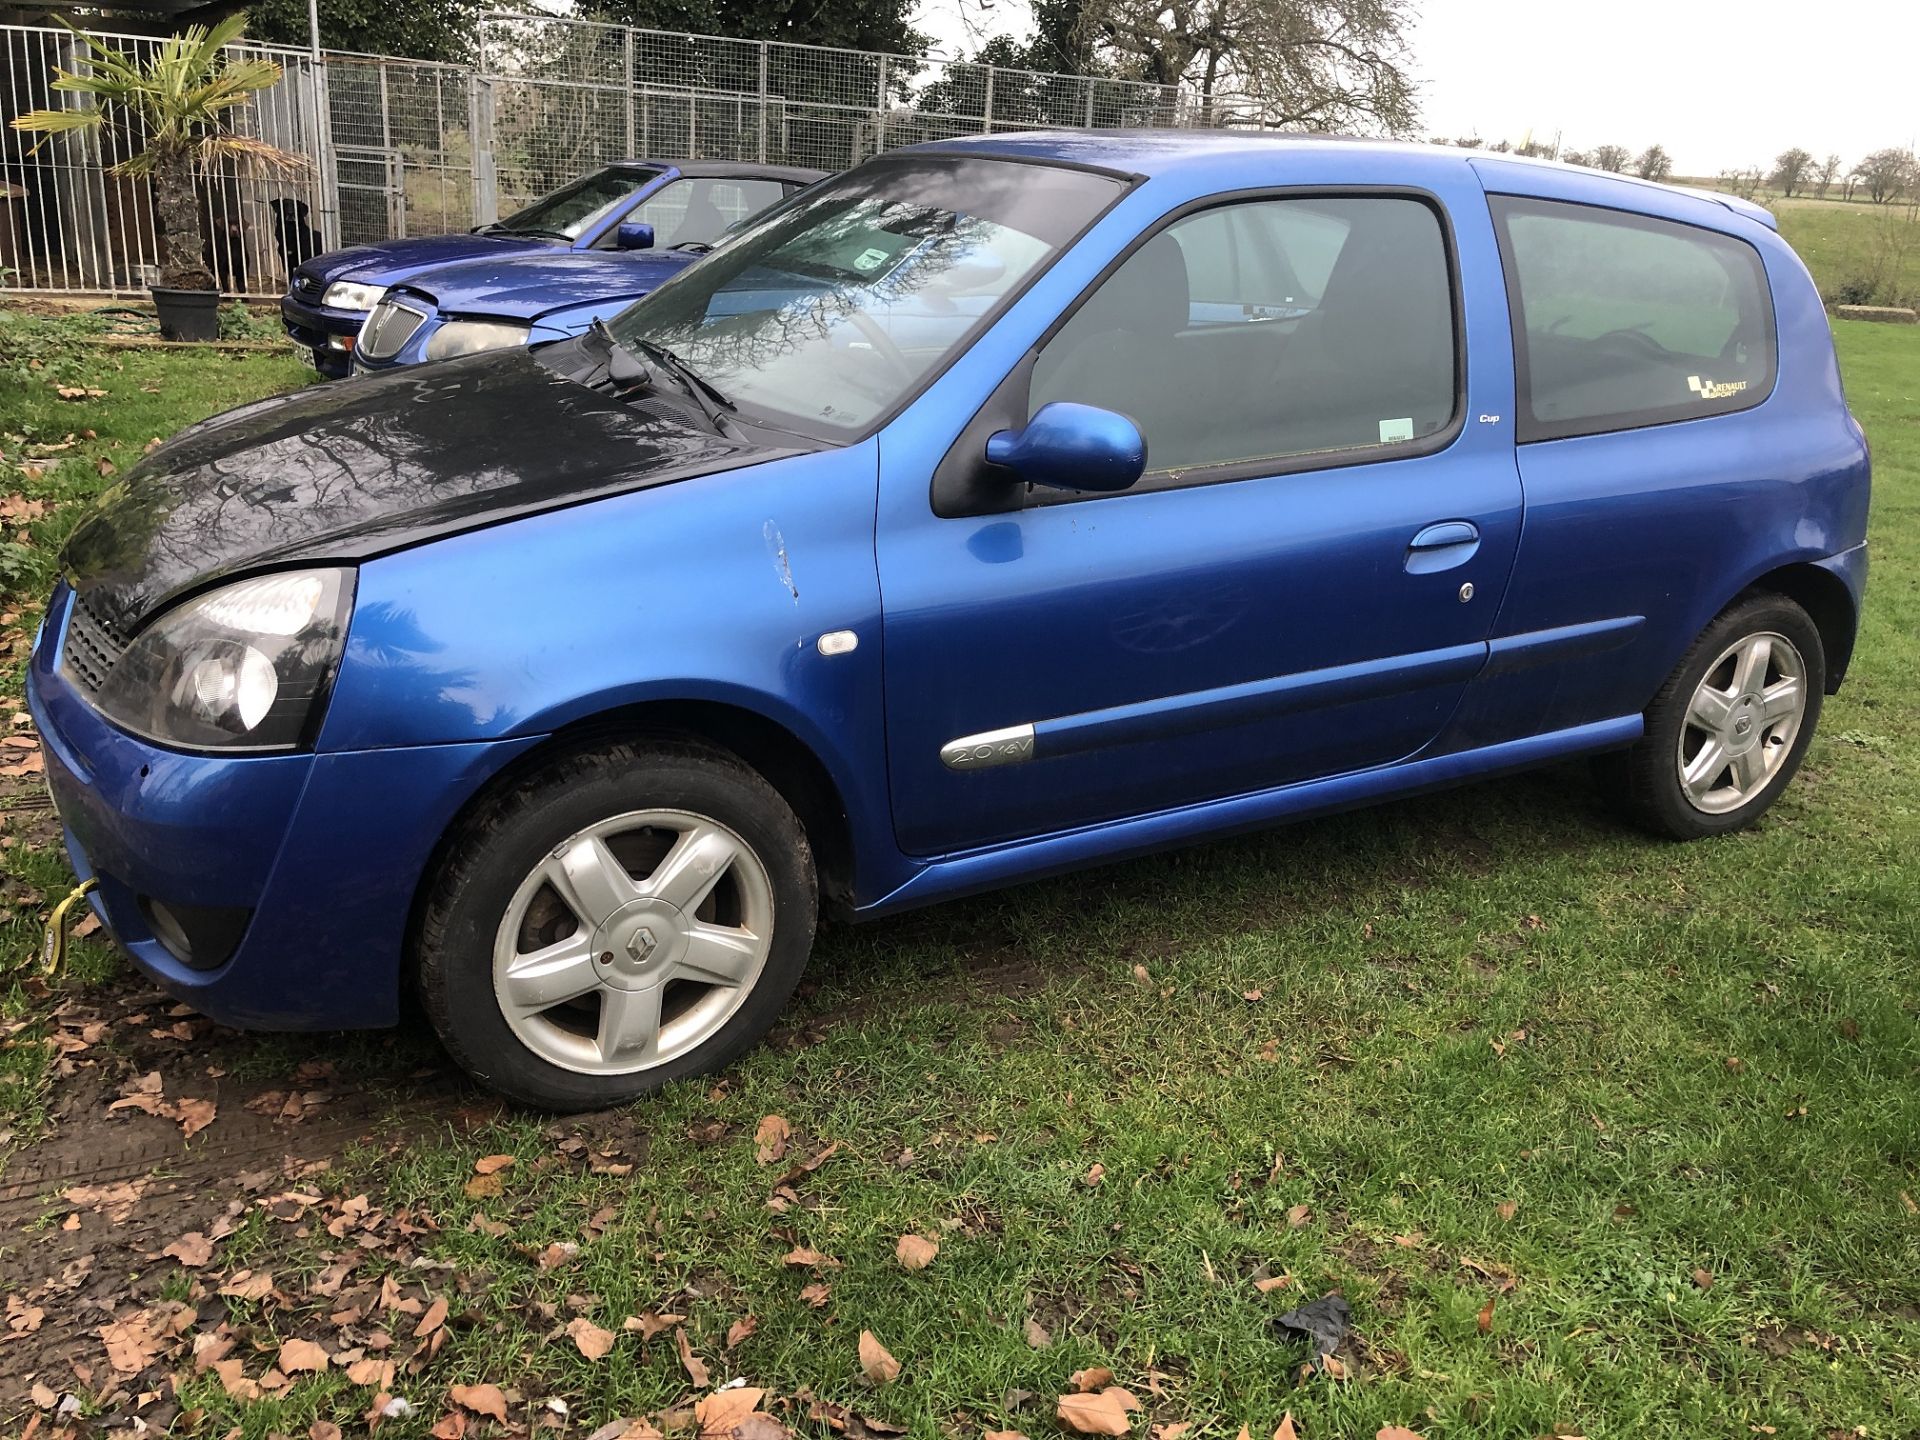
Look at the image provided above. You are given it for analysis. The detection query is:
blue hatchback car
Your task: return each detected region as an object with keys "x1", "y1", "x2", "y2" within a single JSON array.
[
  {"x1": 281, "y1": 160, "x2": 821, "y2": 376},
  {"x1": 32, "y1": 133, "x2": 1868, "y2": 1108}
]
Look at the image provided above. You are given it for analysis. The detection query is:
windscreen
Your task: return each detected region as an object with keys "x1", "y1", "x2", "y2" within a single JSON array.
[
  {"x1": 494, "y1": 167, "x2": 663, "y2": 240},
  {"x1": 608, "y1": 156, "x2": 1127, "y2": 437}
]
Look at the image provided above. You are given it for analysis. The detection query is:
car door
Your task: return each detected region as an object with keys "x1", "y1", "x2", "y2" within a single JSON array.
[{"x1": 875, "y1": 183, "x2": 1525, "y2": 857}]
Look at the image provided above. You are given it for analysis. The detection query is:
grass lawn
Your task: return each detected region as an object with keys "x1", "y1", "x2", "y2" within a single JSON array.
[{"x1": 0, "y1": 313, "x2": 1916, "y2": 1440}]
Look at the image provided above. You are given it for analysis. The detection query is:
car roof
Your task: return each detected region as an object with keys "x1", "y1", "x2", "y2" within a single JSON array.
[
  {"x1": 903, "y1": 130, "x2": 1776, "y2": 231},
  {"x1": 609, "y1": 159, "x2": 827, "y2": 184}
]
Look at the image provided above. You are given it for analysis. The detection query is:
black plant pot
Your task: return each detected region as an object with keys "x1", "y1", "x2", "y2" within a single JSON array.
[{"x1": 150, "y1": 285, "x2": 221, "y2": 342}]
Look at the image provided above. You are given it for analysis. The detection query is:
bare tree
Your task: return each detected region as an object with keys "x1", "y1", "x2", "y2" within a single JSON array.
[
  {"x1": 1815, "y1": 153, "x2": 1844, "y2": 199},
  {"x1": 1854, "y1": 148, "x2": 1916, "y2": 204},
  {"x1": 1769, "y1": 147, "x2": 1813, "y2": 198},
  {"x1": 1088, "y1": 0, "x2": 1420, "y2": 132},
  {"x1": 1590, "y1": 143, "x2": 1631, "y2": 172},
  {"x1": 1560, "y1": 148, "x2": 1591, "y2": 168},
  {"x1": 1634, "y1": 143, "x2": 1673, "y2": 181},
  {"x1": 1451, "y1": 134, "x2": 1483, "y2": 149},
  {"x1": 1721, "y1": 166, "x2": 1766, "y2": 201}
]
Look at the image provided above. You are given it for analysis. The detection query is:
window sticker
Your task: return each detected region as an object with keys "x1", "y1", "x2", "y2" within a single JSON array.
[
  {"x1": 1687, "y1": 374, "x2": 1749, "y2": 401},
  {"x1": 853, "y1": 247, "x2": 892, "y2": 272},
  {"x1": 1378, "y1": 417, "x2": 1414, "y2": 443}
]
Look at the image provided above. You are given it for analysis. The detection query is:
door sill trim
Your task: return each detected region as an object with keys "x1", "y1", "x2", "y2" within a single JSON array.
[{"x1": 863, "y1": 714, "x2": 1641, "y2": 917}]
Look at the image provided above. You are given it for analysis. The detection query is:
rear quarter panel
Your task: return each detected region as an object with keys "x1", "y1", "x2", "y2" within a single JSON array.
[{"x1": 1438, "y1": 163, "x2": 1869, "y2": 752}]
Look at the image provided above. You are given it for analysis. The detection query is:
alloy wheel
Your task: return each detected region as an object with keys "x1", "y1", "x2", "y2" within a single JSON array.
[
  {"x1": 1675, "y1": 630, "x2": 1807, "y2": 815},
  {"x1": 491, "y1": 809, "x2": 774, "y2": 1074}
]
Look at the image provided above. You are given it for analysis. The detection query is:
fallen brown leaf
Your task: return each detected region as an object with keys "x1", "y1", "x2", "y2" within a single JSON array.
[
  {"x1": 568, "y1": 1316, "x2": 616, "y2": 1360},
  {"x1": 279, "y1": 1337, "x2": 330, "y2": 1373},
  {"x1": 799, "y1": 1283, "x2": 832, "y2": 1309},
  {"x1": 1692, "y1": 1268, "x2": 1714, "y2": 1290},
  {"x1": 783, "y1": 1246, "x2": 841, "y2": 1270},
  {"x1": 1275, "y1": 1418, "x2": 1299, "y2": 1440},
  {"x1": 858, "y1": 1329, "x2": 901, "y2": 1384},
  {"x1": 754, "y1": 1114, "x2": 791, "y2": 1164},
  {"x1": 1083, "y1": 1163, "x2": 1105, "y2": 1187},
  {"x1": 1253, "y1": 1275, "x2": 1293, "y2": 1293},
  {"x1": 450, "y1": 1383, "x2": 510, "y2": 1423},
  {"x1": 1024, "y1": 1318, "x2": 1052, "y2": 1349},
  {"x1": 726, "y1": 1314, "x2": 758, "y2": 1348},
  {"x1": 677, "y1": 1325, "x2": 710, "y2": 1387},
  {"x1": 416, "y1": 1297, "x2": 449, "y2": 1338},
  {"x1": 98, "y1": 1313, "x2": 162, "y2": 1373},
  {"x1": 1069, "y1": 1368, "x2": 1115, "y2": 1393},
  {"x1": 1495, "y1": 1201, "x2": 1518, "y2": 1222},
  {"x1": 1376, "y1": 1427, "x2": 1424, "y2": 1440},
  {"x1": 162, "y1": 1231, "x2": 214, "y2": 1267},
  {"x1": 696, "y1": 1387, "x2": 768, "y2": 1432},
  {"x1": 1476, "y1": 1295, "x2": 1496, "y2": 1334},
  {"x1": 1286, "y1": 1204, "x2": 1312, "y2": 1228},
  {"x1": 1055, "y1": 1391, "x2": 1131, "y2": 1436},
  {"x1": 623, "y1": 1310, "x2": 686, "y2": 1338},
  {"x1": 895, "y1": 1233, "x2": 938, "y2": 1270},
  {"x1": 212, "y1": 1357, "x2": 262, "y2": 1400},
  {"x1": 473, "y1": 1154, "x2": 516, "y2": 1174}
]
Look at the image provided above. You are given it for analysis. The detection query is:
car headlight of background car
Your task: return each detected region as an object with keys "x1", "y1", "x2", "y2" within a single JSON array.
[
  {"x1": 320, "y1": 280, "x2": 386, "y2": 311},
  {"x1": 426, "y1": 319, "x2": 531, "y2": 361},
  {"x1": 89, "y1": 569, "x2": 355, "y2": 751}
]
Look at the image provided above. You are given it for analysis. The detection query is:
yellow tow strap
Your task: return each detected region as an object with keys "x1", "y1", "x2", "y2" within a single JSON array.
[{"x1": 39, "y1": 878, "x2": 99, "y2": 975}]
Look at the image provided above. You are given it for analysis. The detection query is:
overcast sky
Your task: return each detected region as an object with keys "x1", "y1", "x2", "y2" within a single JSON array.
[{"x1": 911, "y1": 0, "x2": 1920, "y2": 177}]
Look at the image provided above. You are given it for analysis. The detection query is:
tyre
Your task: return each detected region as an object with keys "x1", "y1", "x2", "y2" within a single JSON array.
[
  {"x1": 417, "y1": 742, "x2": 816, "y2": 1110},
  {"x1": 1609, "y1": 592, "x2": 1824, "y2": 840}
]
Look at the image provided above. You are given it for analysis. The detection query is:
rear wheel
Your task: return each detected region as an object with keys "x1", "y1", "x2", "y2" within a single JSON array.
[
  {"x1": 1609, "y1": 593, "x2": 1824, "y2": 839},
  {"x1": 417, "y1": 742, "x2": 816, "y2": 1110}
]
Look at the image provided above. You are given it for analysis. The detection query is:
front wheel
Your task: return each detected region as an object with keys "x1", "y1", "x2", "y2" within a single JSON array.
[
  {"x1": 1610, "y1": 593, "x2": 1824, "y2": 839},
  {"x1": 417, "y1": 742, "x2": 816, "y2": 1110}
]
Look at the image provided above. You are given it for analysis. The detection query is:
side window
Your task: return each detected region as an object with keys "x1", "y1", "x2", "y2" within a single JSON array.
[
  {"x1": 619, "y1": 178, "x2": 786, "y2": 249},
  {"x1": 1492, "y1": 196, "x2": 1776, "y2": 442},
  {"x1": 1030, "y1": 196, "x2": 1456, "y2": 478}
]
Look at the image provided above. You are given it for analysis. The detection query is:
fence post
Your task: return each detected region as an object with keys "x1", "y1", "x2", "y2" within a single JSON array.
[
  {"x1": 982, "y1": 64, "x2": 994, "y2": 134},
  {"x1": 623, "y1": 28, "x2": 635, "y2": 157},
  {"x1": 757, "y1": 41, "x2": 769, "y2": 161},
  {"x1": 1084, "y1": 77, "x2": 1096, "y2": 129},
  {"x1": 875, "y1": 55, "x2": 888, "y2": 153}
]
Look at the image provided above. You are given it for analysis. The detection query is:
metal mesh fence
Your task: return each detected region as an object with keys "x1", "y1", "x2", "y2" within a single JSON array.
[
  {"x1": 2, "y1": 12, "x2": 1202, "y2": 298},
  {"x1": 1, "y1": 24, "x2": 328, "y2": 297}
]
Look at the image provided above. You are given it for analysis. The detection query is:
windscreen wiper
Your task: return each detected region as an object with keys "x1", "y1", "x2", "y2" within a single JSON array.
[
  {"x1": 632, "y1": 338, "x2": 738, "y2": 433},
  {"x1": 579, "y1": 321, "x2": 736, "y2": 436}
]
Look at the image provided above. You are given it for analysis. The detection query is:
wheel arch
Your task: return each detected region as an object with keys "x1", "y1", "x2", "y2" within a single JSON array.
[
  {"x1": 406, "y1": 698, "x2": 862, "y2": 982},
  {"x1": 1740, "y1": 560, "x2": 1859, "y2": 693}
]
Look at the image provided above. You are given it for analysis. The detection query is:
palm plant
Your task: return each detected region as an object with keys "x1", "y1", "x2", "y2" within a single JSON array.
[{"x1": 12, "y1": 15, "x2": 299, "y2": 295}]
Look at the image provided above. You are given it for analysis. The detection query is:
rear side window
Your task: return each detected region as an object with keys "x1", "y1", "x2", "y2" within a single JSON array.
[{"x1": 1492, "y1": 196, "x2": 1776, "y2": 442}]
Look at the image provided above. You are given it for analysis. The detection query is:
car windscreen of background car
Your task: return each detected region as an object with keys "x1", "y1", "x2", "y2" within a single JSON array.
[
  {"x1": 494, "y1": 167, "x2": 663, "y2": 239},
  {"x1": 608, "y1": 156, "x2": 1127, "y2": 437}
]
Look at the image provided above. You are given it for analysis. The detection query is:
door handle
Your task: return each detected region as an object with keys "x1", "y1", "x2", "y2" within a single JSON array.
[{"x1": 1406, "y1": 521, "x2": 1481, "y2": 574}]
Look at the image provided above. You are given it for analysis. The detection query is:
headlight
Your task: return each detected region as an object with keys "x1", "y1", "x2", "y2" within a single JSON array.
[
  {"x1": 90, "y1": 569, "x2": 354, "y2": 752},
  {"x1": 426, "y1": 319, "x2": 530, "y2": 361},
  {"x1": 321, "y1": 280, "x2": 386, "y2": 310}
]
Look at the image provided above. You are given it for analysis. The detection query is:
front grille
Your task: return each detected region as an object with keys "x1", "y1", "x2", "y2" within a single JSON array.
[
  {"x1": 294, "y1": 270, "x2": 324, "y2": 300},
  {"x1": 357, "y1": 297, "x2": 429, "y2": 360},
  {"x1": 62, "y1": 591, "x2": 127, "y2": 695}
]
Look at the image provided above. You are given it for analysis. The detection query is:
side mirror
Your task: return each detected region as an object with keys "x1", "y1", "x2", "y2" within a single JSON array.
[
  {"x1": 985, "y1": 402, "x2": 1145, "y2": 494},
  {"x1": 616, "y1": 221, "x2": 655, "y2": 251}
]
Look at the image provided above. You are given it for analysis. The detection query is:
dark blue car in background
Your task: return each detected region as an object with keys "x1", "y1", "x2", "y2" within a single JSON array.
[
  {"x1": 282, "y1": 159, "x2": 821, "y2": 376},
  {"x1": 36, "y1": 134, "x2": 1868, "y2": 1109},
  {"x1": 347, "y1": 170, "x2": 821, "y2": 373}
]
